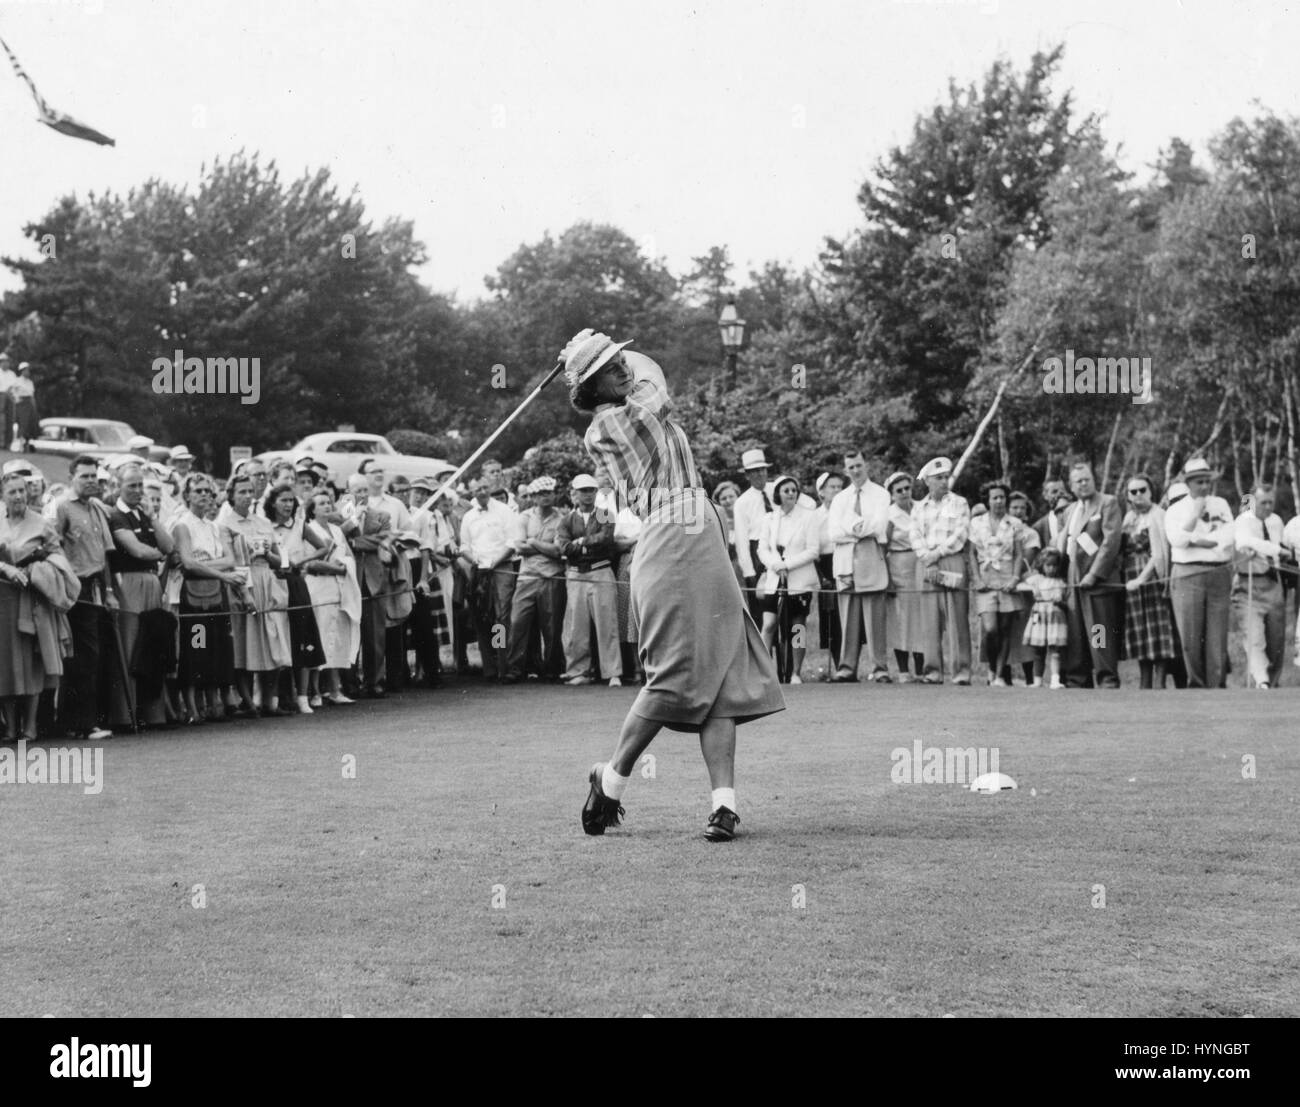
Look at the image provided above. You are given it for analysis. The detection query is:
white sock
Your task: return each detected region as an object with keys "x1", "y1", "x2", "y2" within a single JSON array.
[
  {"x1": 601, "y1": 763, "x2": 630, "y2": 801},
  {"x1": 712, "y1": 787, "x2": 736, "y2": 813}
]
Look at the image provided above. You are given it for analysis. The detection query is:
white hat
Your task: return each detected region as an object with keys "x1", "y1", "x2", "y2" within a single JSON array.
[
  {"x1": 741, "y1": 449, "x2": 769, "y2": 471},
  {"x1": 2, "y1": 459, "x2": 35, "y2": 477},
  {"x1": 769, "y1": 474, "x2": 799, "y2": 498},
  {"x1": 529, "y1": 476, "x2": 557, "y2": 493},
  {"x1": 561, "y1": 329, "x2": 634, "y2": 391},
  {"x1": 1181, "y1": 458, "x2": 1219, "y2": 480},
  {"x1": 918, "y1": 456, "x2": 954, "y2": 480},
  {"x1": 170, "y1": 444, "x2": 195, "y2": 461},
  {"x1": 127, "y1": 435, "x2": 154, "y2": 450},
  {"x1": 571, "y1": 473, "x2": 599, "y2": 490}
]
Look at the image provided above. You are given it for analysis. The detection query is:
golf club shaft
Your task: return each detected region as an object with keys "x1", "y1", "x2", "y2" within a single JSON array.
[{"x1": 432, "y1": 361, "x2": 565, "y2": 504}]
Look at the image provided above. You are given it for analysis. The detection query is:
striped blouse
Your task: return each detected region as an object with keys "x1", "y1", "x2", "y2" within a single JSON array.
[{"x1": 583, "y1": 354, "x2": 701, "y2": 517}]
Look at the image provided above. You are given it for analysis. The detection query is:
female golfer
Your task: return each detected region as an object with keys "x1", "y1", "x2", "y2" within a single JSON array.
[{"x1": 564, "y1": 329, "x2": 785, "y2": 841}]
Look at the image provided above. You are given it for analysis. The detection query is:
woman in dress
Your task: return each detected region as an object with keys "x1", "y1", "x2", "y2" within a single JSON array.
[
  {"x1": 304, "y1": 488, "x2": 360, "y2": 705},
  {"x1": 1121, "y1": 474, "x2": 1176, "y2": 689},
  {"x1": 171, "y1": 474, "x2": 241, "y2": 723},
  {"x1": 756, "y1": 475, "x2": 818, "y2": 684},
  {"x1": 220, "y1": 472, "x2": 293, "y2": 716},
  {"x1": 266, "y1": 482, "x2": 328, "y2": 713},
  {"x1": 884, "y1": 472, "x2": 925, "y2": 682},
  {"x1": 969, "y1": 481, "x2": 1030, "y2": 686},
  {"x1": 568, "y1": 328, "x2": 784, "y2": 842},
  {"x1": 0, "y1": 471, "x2": 65, "y2": 740}
]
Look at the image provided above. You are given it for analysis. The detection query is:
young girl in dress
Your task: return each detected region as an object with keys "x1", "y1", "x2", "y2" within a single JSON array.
[{"x1": 1018, "y1": 547, "x2": 1069, "y2": 689}]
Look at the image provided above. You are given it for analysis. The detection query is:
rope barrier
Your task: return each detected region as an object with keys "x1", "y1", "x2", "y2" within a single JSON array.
[{"x1": 3, "y1": 549, "x2": 1293, "y2": 611}]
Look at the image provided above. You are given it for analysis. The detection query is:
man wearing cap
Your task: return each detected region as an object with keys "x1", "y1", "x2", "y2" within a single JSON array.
[
  {"x1": 559, "y1": 473, "x2": 621, "y2": 686},
  {"x1": 1233, "y1": 485, "x2": 1287, "y2": 689},
  {"x1": 733, "y1": 449, "x2": 772, "y2": 625},
  {"x1": 53, "y1": 454, "x2": 119, "y2": 739},
  {"x1": 1164, "y1": 458, "x2": 1235, "y2": 688},
  {"x1": 826, "y1": 449, "x2": 893, "y2": 682},
  {"x1": 910, "y1": 457, "x2": 972, "y2": 684},
  {"x1": 127, "y1": 435, "x2": 154, "y2": 461},
  {"x1": 458, "y1": 477, "x2": 518, "y2": 682},
  {"x1": 505, "y1": 476, "x2": 567, "y2": 684},
  {"x1": 1053, "y1": 461, "x2": 1124, "y2": 688},
  {"x1": 169, "y1": 445, "x2": 195, "y2": 478}
]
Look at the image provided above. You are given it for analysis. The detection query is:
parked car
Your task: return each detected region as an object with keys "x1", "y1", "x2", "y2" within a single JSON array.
[
  {"x1": 253, "y1": 432, "x2": 457, "y2": 488},
  {"x1": 30, "y1": 418, "x2": 171, "y2": 464}
]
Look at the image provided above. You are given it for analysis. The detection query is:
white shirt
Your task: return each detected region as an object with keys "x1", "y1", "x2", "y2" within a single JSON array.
[
  {"x1": 1165, "y1": 495, "x2": 1235, "y2": 563},
  {"x1": 460, "y1": 498, "x2": 516, "y2": 569},
  {"x1": 1233, "y1": 510, "x2": 1284, "y2": 574},
  {"x1": 826, "y1": 479, "x2": 891, "y2": 578},
  {"x1": 732, "y1": 485, "x2": 770, "y2": 577}
]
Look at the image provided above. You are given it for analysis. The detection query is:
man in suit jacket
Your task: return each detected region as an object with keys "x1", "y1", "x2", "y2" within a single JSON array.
[
  {"x1": 1054, "y1": 462, "x2": 1123, "y2": 687},
  {"x1": 826, "y1": 449, "x2": 892, "y2": 682}
]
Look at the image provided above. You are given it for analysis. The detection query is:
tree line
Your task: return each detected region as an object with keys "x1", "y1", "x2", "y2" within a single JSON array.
[{"x1": 4, "y1": 45, "x2": 1298, "y2": 505}]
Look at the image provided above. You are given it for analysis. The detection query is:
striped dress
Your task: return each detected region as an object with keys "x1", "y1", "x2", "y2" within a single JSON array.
[{"x1": 583, "y1": 352, "x2": 784, "y2": 732}]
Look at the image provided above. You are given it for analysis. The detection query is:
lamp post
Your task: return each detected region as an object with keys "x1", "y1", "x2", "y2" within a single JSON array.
[{"x1": 718, "y1": 299, "x2": 746, "y2": 391}]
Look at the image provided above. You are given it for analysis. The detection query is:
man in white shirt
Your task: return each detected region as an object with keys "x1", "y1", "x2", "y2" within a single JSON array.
[
  {"x1": 1164, "y1": 458, "x2": 1235, "y2": 688},
  {"x1": 458, "y1": 478, "x2": 518, "y2": 681},
  {"x1": 733, "y1": 448, "x2": 771, "y2": 625},
  {"x1": 826, "y1": 449, "x2": 892, "y2": 682},
  {"x1": 1233, "y1": 485, "x2": 1287, "y2": 689}
]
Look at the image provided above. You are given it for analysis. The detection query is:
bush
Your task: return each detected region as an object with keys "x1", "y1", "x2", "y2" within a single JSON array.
[
  {"x1": 511, "y1": 430, "x2": 593, "y2": 491},
  {"x1": 385, "y1": 428, "x2": 465, "y2": 463}
]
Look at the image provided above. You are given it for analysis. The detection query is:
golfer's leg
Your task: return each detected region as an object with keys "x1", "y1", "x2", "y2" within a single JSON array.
[
  {"x1": 609, "y1": 710, "x2": 662, "y2": 775},
  {"x1": 699, "y1": 716, "x2": 736, "y2": 790}
]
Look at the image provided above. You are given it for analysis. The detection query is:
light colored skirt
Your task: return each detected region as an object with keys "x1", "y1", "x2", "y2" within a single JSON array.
[
  {"x1": 886, "y1": 548, "x2": 922, "y2": 653},
  {"x1": 0, "y1": 582, "x2": 45, "y2": 696},
  {"x1": 629, "y1": 489, "x2": 785, "y2": 733},
  {"x1": 231, "y1": 563, "x2": 291, "y2": 672},
  {"x1": 305, "y1": 570, "x2": 358, "y2": 669}
]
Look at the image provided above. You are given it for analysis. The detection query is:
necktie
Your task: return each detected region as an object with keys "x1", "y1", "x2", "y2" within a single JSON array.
[
  {"x1": 855, "y1": 487, "x2": 863, "y2": 517},
  {"x1": 762, "y1": 490, "x2": 771, "y2": 511}
]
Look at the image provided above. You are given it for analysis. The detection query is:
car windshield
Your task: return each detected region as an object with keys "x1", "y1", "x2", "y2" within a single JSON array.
[
  {"x1": 326, "y1": 439, "x2": 389, "y2": 454},
  {"x1": 93, "y1": 423, "x2": 134, "y2": 449}
]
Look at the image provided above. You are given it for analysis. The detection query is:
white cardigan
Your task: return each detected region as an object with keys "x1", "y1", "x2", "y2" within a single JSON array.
[{"x1": 756, "y1": 504, "x2": 820, "y2": 594}]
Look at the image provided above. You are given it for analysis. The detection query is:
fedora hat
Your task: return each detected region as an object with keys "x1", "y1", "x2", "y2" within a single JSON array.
[
  {"x1": 1181, "y1": 458, "x2": 1219, "y2": 480},
  {"x1": 741, "y1": 448, "x2": 769, "y2": 471}
]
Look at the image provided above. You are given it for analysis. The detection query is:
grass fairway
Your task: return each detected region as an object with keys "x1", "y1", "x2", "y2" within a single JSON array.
[{"x1": 1, "y1": 683, "x2": 1297, "y2": 1018}]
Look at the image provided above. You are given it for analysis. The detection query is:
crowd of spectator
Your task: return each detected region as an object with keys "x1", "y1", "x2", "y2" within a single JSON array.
[{"x1": 2, "y1": 441, "x2": 1296, "y2": 740}]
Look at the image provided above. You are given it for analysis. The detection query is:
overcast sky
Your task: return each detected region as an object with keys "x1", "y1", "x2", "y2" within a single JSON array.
[{"x1": 0, "y1": 0, "x2": 1295, "y2": 301}]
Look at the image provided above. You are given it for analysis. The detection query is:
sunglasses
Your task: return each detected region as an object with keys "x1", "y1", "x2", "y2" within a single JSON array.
[{"x1": 1127, "y1": 487, "x2": 1149, "y2": 495}]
